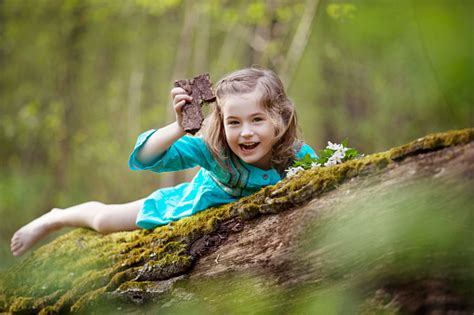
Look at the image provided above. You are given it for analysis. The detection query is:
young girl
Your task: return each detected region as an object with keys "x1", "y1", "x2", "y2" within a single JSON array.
[{"x1": 10, "y1": 68, "x2": 316, "y2": 256}]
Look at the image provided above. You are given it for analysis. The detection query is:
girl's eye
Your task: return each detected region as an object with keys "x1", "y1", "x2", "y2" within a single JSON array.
[
  {"x1": 253, "y1": 117, "x2": 264, "y2": 122},
  {"x1": 228, "y1": 120, "x2": 240, "y2": 125}
]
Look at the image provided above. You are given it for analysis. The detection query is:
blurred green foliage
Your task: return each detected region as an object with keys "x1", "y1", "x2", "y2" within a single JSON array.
[{"x1": 0, "y1": 0, "x2": 472, "y2": 270}]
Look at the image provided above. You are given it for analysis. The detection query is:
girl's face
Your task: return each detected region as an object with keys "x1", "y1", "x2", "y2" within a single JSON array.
[{"x1": 221, "y1": 90, "x2": 276, "y2": 169}]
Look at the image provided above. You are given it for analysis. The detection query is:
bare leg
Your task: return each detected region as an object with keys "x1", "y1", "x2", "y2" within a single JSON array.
[{"x1": 10, "y1": 198, "x2": 145, "y2": 257}]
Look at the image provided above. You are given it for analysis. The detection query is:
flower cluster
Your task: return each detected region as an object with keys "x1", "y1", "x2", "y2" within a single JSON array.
[
  {"x1": 285, "y1": 166, "x2": 305, "y2": 177},
  {"x1": 285, "y1": 140, "x2": 361, "y2": 177}
]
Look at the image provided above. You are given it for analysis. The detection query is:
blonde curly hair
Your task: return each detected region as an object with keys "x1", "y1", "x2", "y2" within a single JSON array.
[{"x1": 203, "y1": 68, "x2": 301, "y2": 174}]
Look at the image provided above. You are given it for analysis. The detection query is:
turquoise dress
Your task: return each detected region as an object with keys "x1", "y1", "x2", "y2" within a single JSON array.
[{"x1": 129, "y1": 129, "x2": 316, "y2": 229}]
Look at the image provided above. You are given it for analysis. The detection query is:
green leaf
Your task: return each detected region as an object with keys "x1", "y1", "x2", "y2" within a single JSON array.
[{"x1": 342, "y1": 138, "x2": 349, "y2": 147}]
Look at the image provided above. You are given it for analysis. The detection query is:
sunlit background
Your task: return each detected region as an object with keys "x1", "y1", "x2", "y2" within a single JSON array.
[{"x1": 0, "y1": 0, "x2": 472, "y2": 272}]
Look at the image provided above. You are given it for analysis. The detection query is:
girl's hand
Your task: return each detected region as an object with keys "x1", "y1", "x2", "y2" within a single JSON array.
[{"x1": 170, "y1": 87, "x2": 193, "y2": 130}]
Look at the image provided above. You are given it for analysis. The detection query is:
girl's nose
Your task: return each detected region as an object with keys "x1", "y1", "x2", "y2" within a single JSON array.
[{"x1": 240, "y1": 126, "x2": 254, "y2": 137}]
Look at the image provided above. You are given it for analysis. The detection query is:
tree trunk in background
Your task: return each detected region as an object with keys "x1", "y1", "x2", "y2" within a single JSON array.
[
  {"x1": 127, "y1": 13, "x2": 145, "y2": 141},
  {"x1": 280, "y1": 0, "x2": 319, "y2": 86},
  {"x1": 249, "y1": 0, "x2": 276, "y2": 67},
  {"x1": 192, "y1": 4, "x2": 210, "y2": 75},
  {"x1": 53, "y1": 4, "x2": 87, "y2": 205},
  {"x1": 175, "y1": 3, "x2": 212, "y2": 183},
  {"x1": 320, "y1": 54, "x2": 339, "y2": 143},
  {"x1": 216, "y1": 22, "x2": 240, "y2": 72},
  {"x1": 127, "y1": 60, "x2": 144, "y2": 141},
  {"x1": 163, "y1": 0, "x2": 196, "y2": 187}
]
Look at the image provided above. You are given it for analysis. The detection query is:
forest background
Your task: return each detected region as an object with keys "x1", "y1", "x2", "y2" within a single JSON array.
[{"x1": 0, "y1": 0, "x2": 472, "y2": 270}]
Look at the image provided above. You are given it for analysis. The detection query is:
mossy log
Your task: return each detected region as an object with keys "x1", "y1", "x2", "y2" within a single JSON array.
[{"x1": 0, "y1": 128, "x2": 473, "y2": 314}]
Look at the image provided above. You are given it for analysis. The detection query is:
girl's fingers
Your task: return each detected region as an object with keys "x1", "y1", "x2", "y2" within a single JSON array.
[
  {"x1": 171, "y1": 87, "x2": 192, "y2": 102},
  {"x1": 170, "y1": 87, "x2": 188, "y2": 98},
  {"x1": 173, "y1": 94, "x2": 192, "y2": 107},
  {"x1": 175, "y1": 99, "x2": 187, "y2": 112},
  {"x1": 170, "y1": 88, "x2": 192, "y2": 126}
]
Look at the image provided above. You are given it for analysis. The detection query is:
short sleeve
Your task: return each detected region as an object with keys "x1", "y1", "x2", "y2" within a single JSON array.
[
  {"x1": 128, "y1": 129, "x2": 212, "y2": 173},
  {"x1": 295, "y1": 142, "x2": 318, "y2": 159}
]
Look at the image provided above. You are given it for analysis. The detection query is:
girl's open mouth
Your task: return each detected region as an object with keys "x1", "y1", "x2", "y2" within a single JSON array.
[{"x1": 239, "y1": 142, "x2": 259, "y2": 152}]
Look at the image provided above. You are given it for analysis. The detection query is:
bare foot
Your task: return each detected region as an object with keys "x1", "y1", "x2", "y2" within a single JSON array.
[{"x1": 11, "y1": 209, "x2": 62, "y2": 256}]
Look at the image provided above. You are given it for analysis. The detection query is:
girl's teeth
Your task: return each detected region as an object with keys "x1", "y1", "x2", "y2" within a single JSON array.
[{"x1": 240, "y1": 143, "x2": 259, "y2": 150}]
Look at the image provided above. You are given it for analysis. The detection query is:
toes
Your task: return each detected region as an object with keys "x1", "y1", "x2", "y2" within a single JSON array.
[
  {"x1": 11, "y1": 231, "x2": 22, "y2": 242},
  {"x1": 11, "y1": 234, "x2": 21, "y2": 245},
  {"x1": 11, "y1": 232, "x2": 19, "y2": 240},
  {"x1": 11, "y1": 234, "x2": 24, "y2": 254},
  {"x1": 12, "y1": 243, "x2": 25, "y2": 256},
  {"x1": 11, "y1": 241, "x2": 21, "y2": 250},
  {"x1": 11, "y1": 238, "x2": 19, "y2": 249},
  {"x1": 11, "y1": 242, "x2": 22, "y2": 254},
  {"x1": 11, "y1": 246, "x2": 21, "y2": 256}
]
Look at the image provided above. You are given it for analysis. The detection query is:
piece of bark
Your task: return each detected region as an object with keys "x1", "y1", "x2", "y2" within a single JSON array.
[{"x1": 174, "y1": 73, "x2": 216, "y2": 135}]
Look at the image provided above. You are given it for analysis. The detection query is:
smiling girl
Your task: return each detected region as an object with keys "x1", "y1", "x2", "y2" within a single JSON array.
[{"x1": 11, "y1": 68, "x2": 316, "y2": 256}]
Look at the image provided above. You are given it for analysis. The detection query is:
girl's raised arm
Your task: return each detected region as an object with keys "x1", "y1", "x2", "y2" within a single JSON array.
[{"x1": 135, "y1": 87, "x2": 191, "y2": 165}]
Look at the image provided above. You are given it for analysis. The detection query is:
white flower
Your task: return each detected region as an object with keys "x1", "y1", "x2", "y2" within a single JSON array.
[
  {"x1": 311, "y1": 162, "x2": 321, "y2": 169},
  {"x1": 326, "y1": 141, "x2": 344, "y2": 151},
  {"x1": 324, "y1": 141, "x2": 350, "y2": 167},
  {"x1": 324, "y1": 157, "x2": 337, "y2": 167},
  {"x1": 285, "y1": 166, "x2": 304, "y2": 177},
  {"x1": 327, "y1": 150, "x2": 344, "y2": 166},
  {"x1": 333, "y1": 150, "x2": 345, "y2": 160},
  {"x1": 327, "y1": 141, "x2": 349, "y2": 155}
]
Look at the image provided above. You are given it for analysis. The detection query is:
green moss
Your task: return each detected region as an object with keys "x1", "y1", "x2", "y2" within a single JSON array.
[
  {"x1": 237, "y1": 202, "x2": 261, "y2": 219},
  {"x1": 389, "y1": 128, "x2": 474, "y2": 160},
  {"x1": 104, "y1": 267, "x2": 141, "y2": 292},
  {"x1": 116, "y1": 281, "x2": 155, "y2": 292},
  {"x1": 69, "y1": 287, "x2": 106, "y2": 313},
  {"x1": 9, "y1": 296, "x2": 34, "y2": 312},
  {"x1": 2, "y1": 128, "x2": 472, "y2": 313},
  {"x1": 0, "y1": 294, "x2": 5, "y2": 312},
  {"x1": 39, "y1": 305, "x2": 60, "y2": 315}
]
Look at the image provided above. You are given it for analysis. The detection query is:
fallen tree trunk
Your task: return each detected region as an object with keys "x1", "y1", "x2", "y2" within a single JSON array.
[{"x1": 1, "y1": 128, "x2": 473, "y2": 314}]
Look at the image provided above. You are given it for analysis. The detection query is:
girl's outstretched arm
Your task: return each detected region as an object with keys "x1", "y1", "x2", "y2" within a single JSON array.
[{"x1": 135, "y1": 87, "x2": 190, "y2": 165}]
